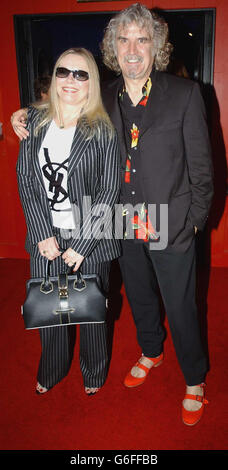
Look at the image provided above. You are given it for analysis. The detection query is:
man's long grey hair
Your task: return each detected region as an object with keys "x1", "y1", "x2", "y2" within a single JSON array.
[{"x1": 101, "y1": 3, "x2": 173, "y2": 74}]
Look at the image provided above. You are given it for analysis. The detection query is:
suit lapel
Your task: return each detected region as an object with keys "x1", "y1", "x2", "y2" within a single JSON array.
[
  {"x1": 68, "y1": 125, "x2": 91, "y2": 178},
  {"x1": 32, "y1": 121, "x2": 51, "y2": 191},
  {"x1": 102, "y1": 77, "x2": 127, "y2": 166},
  {"x1": 102, "y1": 73, "x2": 168, "y2": 161},
  {"x1": 140, "y1": 70, "x2": 168, "y2": 139}
]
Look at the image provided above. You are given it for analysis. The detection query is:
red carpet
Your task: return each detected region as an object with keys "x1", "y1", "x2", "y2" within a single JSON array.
[{"x1": 0, "y1": 258, "x2": 227, "y2": 452}]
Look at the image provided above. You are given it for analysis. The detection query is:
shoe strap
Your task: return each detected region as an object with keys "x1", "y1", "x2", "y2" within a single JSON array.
[
  {"x1": 143, "y1": 353, "x2": 163, "y2": 364},
  {"x1": 184, "y1": 393, "x2": 209, "y2": 404},
  {"x1": 135, "y1": 361, "x2": 151, "y2": 373},
  {"x1": 135, "y1": 354, "x2": 163, "y2": 372}
]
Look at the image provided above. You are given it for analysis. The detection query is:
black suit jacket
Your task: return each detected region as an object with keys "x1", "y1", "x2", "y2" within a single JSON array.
[
  {"x1": 101, "y1": 71, "x2": 214, "y2": 251},
  {"x1": 17, "y1": 107, "x2": 121, "y2": 263}
]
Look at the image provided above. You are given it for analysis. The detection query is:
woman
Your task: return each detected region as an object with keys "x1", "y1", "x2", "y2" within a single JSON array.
[{"x1": 16, "y1": 48, "x2": 121, "y2": 395}]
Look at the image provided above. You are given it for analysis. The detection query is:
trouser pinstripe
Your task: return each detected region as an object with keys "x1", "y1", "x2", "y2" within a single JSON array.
[{"x1": 30, "y1": 231, "x2": 111, "y2": 389}]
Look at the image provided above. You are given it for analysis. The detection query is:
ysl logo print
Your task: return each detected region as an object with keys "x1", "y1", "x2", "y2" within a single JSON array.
[{"x1": 42, "y1": 148, "x2": 69, "y2": 212}]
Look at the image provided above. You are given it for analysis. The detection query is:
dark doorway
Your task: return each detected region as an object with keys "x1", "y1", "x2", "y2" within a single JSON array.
[{"x1": 14, "y1": 8, "x2": 215, "y2": 107}]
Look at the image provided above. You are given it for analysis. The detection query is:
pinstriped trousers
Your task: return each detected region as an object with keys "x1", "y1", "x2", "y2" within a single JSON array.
[{"x1": 30, "y1": 230, "x2": 111, "y2": 389}]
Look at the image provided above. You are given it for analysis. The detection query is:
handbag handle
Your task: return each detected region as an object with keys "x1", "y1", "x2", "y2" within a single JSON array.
[{"x1": 40, "y1": 259, "x2": 86, "y2": 294}]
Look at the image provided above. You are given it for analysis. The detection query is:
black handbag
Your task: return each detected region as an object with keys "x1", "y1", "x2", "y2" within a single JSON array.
[{"x1": 22, "y1": 261, "x2": 107, "y2": 330}]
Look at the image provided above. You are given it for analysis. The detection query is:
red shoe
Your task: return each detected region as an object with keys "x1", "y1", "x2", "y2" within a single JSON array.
[
  {"x1": 182, "y1": 383, "x2": 209, "y2": 426},
  {"x1": 124, "y1": 353, "x2": 163, "y2": 388}
]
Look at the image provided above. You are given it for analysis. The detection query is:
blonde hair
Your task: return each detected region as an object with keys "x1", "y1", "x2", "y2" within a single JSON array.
[
  {"x1": 34, "y1": 47, "x2": 114, "y2": 138},
  {"x1": 101, "y1": 3, "x2": 173, "y2": 73}
]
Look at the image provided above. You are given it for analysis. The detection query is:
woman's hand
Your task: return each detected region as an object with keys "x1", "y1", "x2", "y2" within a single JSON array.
[
  {"x1": 62, "y1": 248, "x2": 84, "y2": 272},
  {"x1": 10, "y1": 109, "x2": 29, "y2": 141},
  {"x1": 38, "y1": 237, "x2": 62, "y2": 260}
]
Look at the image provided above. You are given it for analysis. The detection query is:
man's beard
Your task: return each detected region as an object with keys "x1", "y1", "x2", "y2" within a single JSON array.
[
  {"x1": 123, "y1": 54, "x2": 152, "y2": 79},
  {"x1": 123, "y1": 56, "x2": 142, "y2": 79}
]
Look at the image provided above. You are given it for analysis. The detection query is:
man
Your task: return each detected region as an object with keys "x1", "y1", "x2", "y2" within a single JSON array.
[
  {"x1": 11, "y1": 4, "x2": 213, "y2": 425},
  {"x1": 101, "y1": 4, "x2": 213, "y2": 427}
]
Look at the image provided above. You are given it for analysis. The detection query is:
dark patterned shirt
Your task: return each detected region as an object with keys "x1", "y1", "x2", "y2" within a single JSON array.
[{"x1": 119, "y1": 77, "x2": 158, "y2": 242}]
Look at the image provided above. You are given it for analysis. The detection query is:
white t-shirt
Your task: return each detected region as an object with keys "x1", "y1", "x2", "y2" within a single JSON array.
[{"x1": 38, "y1": 120, "x2": 76, "y2": 229}]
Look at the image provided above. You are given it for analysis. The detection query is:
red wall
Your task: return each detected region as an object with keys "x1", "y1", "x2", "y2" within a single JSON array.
[{"x1": 0, "y1": 0, "x2": 227, "y2": 266}]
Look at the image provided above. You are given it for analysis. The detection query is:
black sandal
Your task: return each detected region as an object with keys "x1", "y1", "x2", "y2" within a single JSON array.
[
  {"x1": 36, "y1": 382, "x2": 50, "y2": 395},
  {"x1": 85, "y1": 387, "x2": 100, "y2": 396}
]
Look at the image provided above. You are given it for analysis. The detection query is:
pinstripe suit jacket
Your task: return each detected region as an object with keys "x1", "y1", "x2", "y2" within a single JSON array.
[{"x1": 16, "y1": 106, "x2": 121, "y2": 263}]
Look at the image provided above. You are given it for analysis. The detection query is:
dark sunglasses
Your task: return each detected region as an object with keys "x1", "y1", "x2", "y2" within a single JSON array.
[{"x1": 56, "y1": 67, "x2": 89, "y2": 81}]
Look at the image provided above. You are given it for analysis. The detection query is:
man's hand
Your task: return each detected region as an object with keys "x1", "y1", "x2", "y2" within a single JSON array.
[
  {"x1": 10, "y1": 109, "x2": 29, "y2": 140},
  {"x1": 38, "y1": 237, "x2": 62, "y2": 261},
  {"x1": 62, "y1": 248, "x2": 84, "y2": 272}
]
